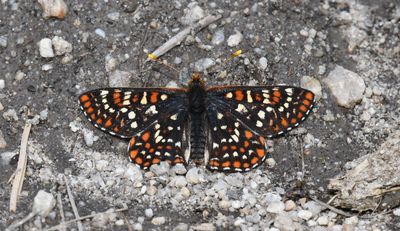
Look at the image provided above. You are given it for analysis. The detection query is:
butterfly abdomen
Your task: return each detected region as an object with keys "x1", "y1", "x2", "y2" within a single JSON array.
[{"x1": 188, "y1": 76, "x2": 207, "y2": 162}]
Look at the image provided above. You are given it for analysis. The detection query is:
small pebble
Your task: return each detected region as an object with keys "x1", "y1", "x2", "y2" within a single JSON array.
[
  {"x1": 0, "y1": 130, "x2": 6, "y2": 149},
  {"x1": 32, "y1": 190, "x2": 56, "y2": 217},
  {"x1": 0, "y1": 79, "x2": 5, "y2": 89},
  {"x1": 38, "y1": 0, "x2": 68, "y2": 19},
  {"x1": 109, "y1": 70, "x2": 131, "y2": 88},
  {"x1": 180, "y1": 187, "x2": 190, "y2": 198},
  {"x1": 191, "y1": 223, "x2": 216, "y2": 231},
  {"x1": 133, "y1": 223, "x2": 143, "y2": 231},
  {"x1": 3, "y1": 109, "x2": 18, "y2": 122},
  {"x1": 227, "y1": 31, "x2": 243, "y2": 47},
  {"x1": 39, "y1": 38, "x2": 55, "y2": 58},
  {"x1": 15, "y1": 70, "x2": 26, "y2": 81},
  {"x1": 42, "y1": 64, "x2": 53, "y2": 71},
  {"x1": 194, "y1": 58, "x2": 215, "y2": 72},
  {"x1": 317, "y1": 215, "x2": 329, "y2": 226},
  {"x1": 258, "y1": 57, "x2": 268, "y2": 70},
  {"x1": 266, "y1": 201, "x2": 285, "y2": 214},
  {"x1": 52, "y1": 36, "x2": 72, "y2": 55},
  {"x1": 95, "y1": 28, "x2": 106, "y2": 38},
  {"x1": 107, "y1": 12, "x2": 120, "y2": 21},
  {"x1": 0, "y1": 35, "x2": 7, "y2": 48},
  {"x1": 298, "y1": 210, "x2": 313, "y2": 220},
  {"x1": 151, "y1": 217, "x2": 166, "y2": 225},
  {"x1": 115, "y1": 219, "x2": 124, "y2": 226},
  {"x1": 211, "y1": 29, "x2": 225, "y2": 45},
  {"x1": 173, "y1": 176, "x2": 187, "y2": 188},
  {"x1": 284, "y1": 200, "x2": 296, "y2": 211},
  {"x1": 145, "y1": 208, "x2": 153, "y2": 218},
  {"x1": 173, "y1": 223, "x2": 189, "y2": 231},
  {"x1": 186, "y1": 167, "x2": 202, "y2": 184}
]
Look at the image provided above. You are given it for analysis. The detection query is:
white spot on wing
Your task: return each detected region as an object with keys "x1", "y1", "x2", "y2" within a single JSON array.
[{"x1": 140, "y1": 92, "x2": 147, "y2": 105}]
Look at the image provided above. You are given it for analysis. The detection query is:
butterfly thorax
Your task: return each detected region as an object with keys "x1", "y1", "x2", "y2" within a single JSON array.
[{"x1": 187, "y1": 74, "x2": 207, "y2": 163}]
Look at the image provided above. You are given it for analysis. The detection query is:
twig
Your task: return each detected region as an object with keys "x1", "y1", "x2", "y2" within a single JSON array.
[
  {"x1": 310, "y1": 196, "x2": 353, "y2": 217},
  {"x1": 6, "y1": 212, "x2": 36, "y2": 231},
  {"x1": 65, "y1": 178, "x2": 84, "y2": 231},
  {"x1": 9, "y1": 123, "x2": 32, "y2": 212},
  {"x1": 57, "y1": 192, "x2": 66, "y2": 231},
  {"x1": 148, "y1": 14, "x2": 222, "y2": 60},
  {"x1": 44, "y1": 207, "x2": 129, "y2": 231},
  {"x1": 326, "y1": 194, "x2": 338, "y2": 205}
]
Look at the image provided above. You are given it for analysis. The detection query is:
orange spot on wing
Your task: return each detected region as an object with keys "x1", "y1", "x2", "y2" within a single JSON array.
[
  {"x1": 86, "y1": 107, "x2": 94, "y2": 113},
  {"x1": 251, "y1": 157, "x2": 258, "y2": 164},
  {"x1": 297, "y1": 112, "x2": 304, "y2": 119},
  {"x1": 130, "y1": 150, "x2": 138, "y2": 159},
  {"x1": 113, "y1": 126, "x2": 120, "y2": 133},
  {"x1": 259, "y1": 136, "x2": 265, "y2": 145},
  {"x1": 114, "y1": 97, "x2": 121, "y2": 105},
  {"x1": 243, "y1": 163, "x2": 250, "y2": 168},
  {"x1": 272, "y1": 96, "x2": 280, "y2": 103},
  {"x1": 222, "y1": 146, "x2": 228, "y2": 151},
  {"x1": 291, "y1": 118, "x2": 297, "y2": 124},
  {"x1": 255, "y1": 94, "x2": 262, "y2": 101},
  {"x1": 149, "y1": 148, "x2": 155, "y2": 153},
  {"x1": 210, "y1": 160, "x2": 220, "y2": 167},
  {"x1": 132, "y1": 95, "x2": 139, "y2": 103},
  {"x1": 244, "y1": 130, "x2": 253, "y2": 139},
  {"x1": 166, "y1": 145, "x2": 172, "y2": 150},
  {"x1": 83, "y1": 101, "x2": 91, "y2": 108},
  {"x1": 135, "y1": 157, "x2": 143, "y2": 164},
  {"x1": 256, "y1": 149, "x2": 265, "y2": 158},
  {"x1": 152, "y1": 158, "x2": 160, "y2": 164},
  {"x1": 222, "y1": 161, "x2": 231, "y2": 167},
  {"x1": 231, "y1": 146, "x2": 237, "y2": 151},
  {"x1": 96, "y1": 118, "x2": 103, "y2": 125},
  {"x1": 303, "y1": 99, "x2": 311, "y2": 106},
  {"x1": 143, "y1": 161, "x2": 151, "y2": 167},
  {"x1": 235, "y1": 90, "x2": 244, "y2": 101},
  {"x1": 233, "y1": 161, "x2": 241, "y2": 168},
  {"x1": 305, "y1": 92, "x2": 314, "y2": 101},
  {"x1": 104, "y1": 119, "x2": 112, "y2": 128},
  {"x1": 281, "y1": 118, "x2": 289, "y2": 128},
  {"x1": 273, "y1": 90, "x2": 281, "y2": 97},
  {"x1": 113, "y1": 92, "x2": 121, "y2": 99},
  {"x1": 243, "y1": 141, "x2": 250, "y2": 148},
  {"x1": 145, "y1": 143, "x2": 151, "y2": 149},
  {"x1": 240, "y1": 147, "x2": 245, "y2": 153},
  {"x1": 80, "y1": 94, "x2": 90, "y2": 102},
  {"x1": 90, "y1": 114, "x2": 96, "y2": 120},
  {"x1": 150, "y1": 92, "x2": 159, "y2": 104},
  {"x1": 141, "y1": 131, "x2": 151, "y2": 142},
  {"x1": 299, "y1": 105, "x2": 307, "y2": 112}
]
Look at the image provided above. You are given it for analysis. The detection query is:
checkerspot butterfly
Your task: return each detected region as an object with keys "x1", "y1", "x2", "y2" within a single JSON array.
[{"x1": 79, "y1": 73, "x2": 315, "y2": 172}]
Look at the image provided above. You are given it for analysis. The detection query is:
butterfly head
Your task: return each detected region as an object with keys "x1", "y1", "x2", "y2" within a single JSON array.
[{"x1": 189, "y1": 72, "x2": 205, "y2": 88}]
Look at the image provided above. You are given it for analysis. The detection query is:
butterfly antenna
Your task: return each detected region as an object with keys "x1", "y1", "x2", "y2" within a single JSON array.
[
  {"x1": 209, "y1": 50, "x2": 242, "y2": 73},
  {"x1": 147, "y1": 53, "x2": 180, "y2": 74}
]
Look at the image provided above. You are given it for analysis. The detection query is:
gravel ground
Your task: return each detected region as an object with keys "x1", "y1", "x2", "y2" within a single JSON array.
[{"x1": 1, "y1": 0, "x2": 399, "y2": 230}]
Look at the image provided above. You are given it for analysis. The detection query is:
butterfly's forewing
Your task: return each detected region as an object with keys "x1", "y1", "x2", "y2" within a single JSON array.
[
  {"x1": 207, "y1": 86, "x2": 315, "y2": 138},
  {"x1": 206, "y1": 86, "x2": 315, "y2": 172},
  {"x1": 79, "y1": 88, "x2": 187, "y2": 138}
]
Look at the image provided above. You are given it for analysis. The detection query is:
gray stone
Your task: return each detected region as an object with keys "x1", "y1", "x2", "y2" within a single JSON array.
[
  {"x1": 150, "y1": 162, "x2": 170, "y2": 176},
  {"x1": 95, "y1": 28, "x2": 106, "y2": 38},
  {"x1": 3, "y1": 109, "x2": 18, "y2": 122},
  {"x1": 0, "y1": 79, "x2": 4, "y2": 89},
  {"x1": 173, "y1": 176, "x2": 187, "y2": 188},
  {"x1": 323, "y1": 66, "x2": 365, "y2": 108},
  {"x1": 274, "y1": 213, "x2": 295, "y2": 231},
  {"x1": 191, "y1": 223, "x2": 216, "y2": 231},
  {"x1": 224, "y1": 173, "x2": 244, "y2": 187},
  {"x1": 180, "y1": 3, "x2": 205, "y2": 25},
  {"x1": 107, "y1": 12, "x2": 120, "y2": 21},
  {"x1": 0, "y1": 35, "x2": 7, "y2": 48},
  {"x1": 52, "y1": 36, "x2": 72, "y2": 55},
  {"x1": 109, "y1": 70, "x2": 131, "y2": 88},
  {"x1": 32, "y1": 190, "x2": 56, "y2": 217},
  {"x1": 0, "y1": 130, "x2": 6, "y2": 149},
  {"x1": 133, "y1": 223, "x2": 143, "y2": 230},
  {"x1": 328, "y1": 130, "x2": 400, "y2": 211},
  {"x1": 266, "y1": 201, "x2": 285, "y2": 214},
  {"x1": 258, "y1": 57, "x2": 268, "y2": 70},
  {"x1": 173, "y1": 223, "x2": 189, "y2": 231},
  {"x1": 151, "y1": 216, "x2": 166, "y2": 225},
  {"x1": 186, "y1": 167, "x2": 202, "y2": 184},
  {"x1": 211, "y1": 29, "x2": 225, "y2": 45},
  {"x1": 194, "y1": 58, "x2": 216, "y2": 72},
  {"x1": 298, "y1": 210, "x2": 313, "y2": 220}
]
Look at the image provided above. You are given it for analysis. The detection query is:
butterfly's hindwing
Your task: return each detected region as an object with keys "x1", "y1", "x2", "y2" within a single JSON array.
[
  {"x1": 128, "y1": 108, "x2": 188, "y2": 169},
  {"x1": 79, "y1": 88, "x2": 187, "y2": 138}
]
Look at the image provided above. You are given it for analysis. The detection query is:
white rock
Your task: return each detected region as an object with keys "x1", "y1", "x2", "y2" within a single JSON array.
[
  {"x1": 0, "y1": 130, "x2": 6, "y2": 149},
  {"x1": 274, "y1": 213, "x2": 295, "y2": 231},
  {"x1": 96, "y1": 160, "x2": 109, "y2": 171},
  {"x1": 52, "y1": 36, "x2": 72, "y2": 55},
  {"x1": 211, "y1": 29, "x2": 225, "y2": 45},
  {"x1": 82, "y1": 129, "x2": 98, "y2": 147},
  {"x1": 145, "y1": 208, "x2": 153, "y2": 218},
  {"x1": 317, "y1": 215, "x2": 329, "y2": 225},
  {"x1": 38, "y1": 0, "x2": 68, "y2": 19},
  {"x1": 150, "y1": 161, "x2": 170, "y2": 176},
  {"x1": 0, "y1": 35, "x2": 7, "y2": 48},
  {"x1": 173, "y1": 176, "x2": 187, "y2": 188},
  {"x1": 180, "y1": 187, "x2": 190, "y2": 198},
  {"x1": 284, "y1": 200, "x2": 296, "y2": 211},
  {"x1": 224, "y1": 173, "x2": 244, "y2": 187},
  {"x1": 3, "y1": 109, "x2": 18, "y2": 122},
  {"x1": 191, "y1": 223, "x2": 216, "y2": 231},
  {"x1": 39, "y1": 38, "x2": 54, "y2": 58},
  {"x1": 394, "y1": 208, "x2": 400, "y2": 216},
  {"x1": 186, "y1": 167, "x2": 202, "y2": 184},
  {"x1": 173, "y1": 223, "x2": 189, "y2": 231},
  {"x1": 344, "y1": 216, "x2": 359, "y2": 225},
  {"x1": 133, "y1": 223, "x2": 143, "y2": 230},
  {"x1": 181, "y1": 3, "x2": 205, "y2": 25},
  {"x1": 258, "y1": 57, "x2": 268, "y2": 70},
  {"x1": 298, "y1": 210, "x2": 313, "y2": 220},
  {"x1": 218, "y1": 200, "x2": 231, "y2": 210},
  {"x1": 15, "y1": 70, "x2": 26, "y2": 81},
  {"x1": 32, "y1": 190, "x2": 56, "y2": 217},
  {"x1": 151, "y1": 217, "x2": 166, "y2": 225},
  {"x1": 323, "y1": 65, "x2": 365, "y2": 108},
  {"x1": 42, "y1": 64, "x2": 53, "y2": 71},
  {"x1": 227, "y1": 31, "x2": 243, "y2": 47},
  {"x1": 107, "y1": 12, "x2": 120, "y2": 21},
  {"x1": 266, "y1": 201, "x2": 285, "y2": 214},
  {"x1": 0, "y1": 79, "x2": 4, "y2": 89},
  {"x1": 95, "y1": 28, "x2": 106, "y2": 38}
]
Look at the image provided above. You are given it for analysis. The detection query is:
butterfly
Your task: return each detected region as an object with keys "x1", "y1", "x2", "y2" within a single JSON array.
[{"x1": 79, "y1": 73, "x2": 315, "y2": 172}]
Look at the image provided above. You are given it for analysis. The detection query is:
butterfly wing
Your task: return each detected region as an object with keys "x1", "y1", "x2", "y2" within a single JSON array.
[
  {"x1": 79, "y1": 88, "x2": 187, "y2": 138},
  {"x1": 206, "y1": 86, "x2": 315, "y2": 172},
  {"x1": 79, "y1": 88, "x2": 189, "y2": 169}
]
